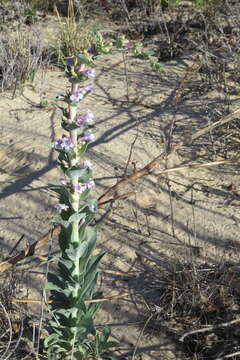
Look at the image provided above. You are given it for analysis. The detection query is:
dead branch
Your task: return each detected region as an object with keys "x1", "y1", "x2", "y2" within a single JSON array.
[
  {"x1": 10, "y1": 292, "x2": 129, "y2": 304},
  {"x1": 179, "y1": 317, "x2": 240, "y2": 342},
  {"x1": 99, "y1": 107, "x2": 240, "y2": 204},
  {"x1": 216, "y1": 351, "x2": 240, "y2": 360},
  {"x1": 154, "y1": 159, "x2": 232, "y2": 175},
  {"x1": 0, "y1": 227, "x2": 60, "y2": 273}
]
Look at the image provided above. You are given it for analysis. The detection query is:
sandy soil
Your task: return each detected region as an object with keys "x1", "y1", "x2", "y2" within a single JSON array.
[{"x1": 0, "y1": 46, "x2": 240, "y2": 359}]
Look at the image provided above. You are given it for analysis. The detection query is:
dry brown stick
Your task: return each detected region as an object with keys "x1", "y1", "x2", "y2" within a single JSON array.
[
  {"x1": 216, "y1": 351, "x2": 240, "y2": 360},
  {"x1": 99, "y1": 107, "x2": 240, "y2": 204},
  {"x1": 0, "y1": 227, "x2": 60, "y2": 273},
  {"x1": 1, "y1": 108, "x2": 239, "y2": 274},
  {"x1": 154, "y1": 159, "x2": 232, "y2": 175},
  {"x1": 179, "y1": 317, "x2": 240, "y2": 342},
  {"x1": 10, "y1": 292, "x2": 128, "y2": 304},
  {"x1": 9, "y1": 234, "x2": 25, "y2": 256}
]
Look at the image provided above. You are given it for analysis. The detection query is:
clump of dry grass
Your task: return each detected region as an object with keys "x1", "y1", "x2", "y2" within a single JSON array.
[
  {"x1": 0, "y1": 28, "x2": 48, "y2": 94},
  {"x1": 53, "y1": 0, "x2": 106, "y2": 63},
  {"x1": 132, "y1": 257, "x2": 240, "y2": 359},
  {"x1": 0, "y1": 269, "x2": 46, "y2": 359}
]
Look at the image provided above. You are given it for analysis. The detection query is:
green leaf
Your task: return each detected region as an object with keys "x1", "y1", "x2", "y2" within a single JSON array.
[
  {"x1": 103, "y1": 341, "x2": 122, "y2": 349},
  {"x1": 49, "y1": 179, "x2": 62, "y2": 186},
  {"x1": 76, "y1": 53, "x2": 93, "y2": 65},
  {"x1": 51, "y1": 217, "x2": 69, "y2": 228},
  {"x1": 66, "y1": 167, "x2": 90, "y2": 181},
  {"x1": 46, "y1": 273, "x2": 65, "y2": 290},
  {"x1": 53, "y1": 93, "x2": 65, "y2": 101},
  {"x1": 78, "y1": 316, "x2": 96, "y2": 335},
  {"x1": 75, "y1": 300, "x2": 87, "y2": 313},
  {"x1": 142, "y1": 49, "x2": 155, "y2": 57},
  {"x1": 102, "y1": 327, "x2": 111, "y2": 342},
  {"x1": 65, "y1": 231, "x2": 96, "y2": 261},
  {"x1": 44, "y1": 333, "x2": 59, "y2": 347},
  {"x1": 81, "y1": 253, "x2": 105, "y2": 297},
  {"x1": 68, "y1": 213, "x2": 85, "y2": 223}
]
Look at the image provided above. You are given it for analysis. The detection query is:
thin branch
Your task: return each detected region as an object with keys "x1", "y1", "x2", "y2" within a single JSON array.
[
  {"x1": 99, "y1": 107, "x2": 240, "y2": 205},
  {"x1": 10, "y1": 293, "x2": 129, "y2": 304},
  {"x1": 0, "y1": 302, "x2": 12, "y2": 359},
  {"x1": 216, "y1": 351, "x2": 240, "y2": 360},
  {"x1": 179, "y1": 317, "x2": 240, "y2": 342},
  {"x1": 154, "y1": 159, "x2": 232, "y2": 175},
  {"x1": 132, "y1": 313, "x2": 155, "y2": 360},
  {"x1": 0, "y1": 227, "x2": 59, "y2": 273}
]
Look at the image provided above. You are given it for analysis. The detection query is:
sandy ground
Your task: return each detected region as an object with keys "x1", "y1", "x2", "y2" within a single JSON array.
[{"x1": 1, "y1": 48, "x2": 240, "y2": 359}]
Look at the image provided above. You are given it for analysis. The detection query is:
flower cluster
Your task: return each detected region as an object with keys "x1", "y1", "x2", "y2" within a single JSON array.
[
  {"x1": 55, "y1": 136, "x2": 73, "y2": 150},
  {"x1": 78, "y1": 68, "x2": 96, "y2": 78},
  {"x1": 73, "y1": 179, "x2": 95, "y2": 193},
  {"x1": 69, "y1": 89, "x2": 84, "y2": 103},
  {"x1": 80, "y1": 131, "x2": 95, "y2": 142},
  {"x1": 74, "y1": 110, "x2": 94, "y2": 126}
]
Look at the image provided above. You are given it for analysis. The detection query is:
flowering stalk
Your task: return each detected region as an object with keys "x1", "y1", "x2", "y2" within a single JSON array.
[{"x1": 45, "y1": 53, "x2": 119, "y2": 359}]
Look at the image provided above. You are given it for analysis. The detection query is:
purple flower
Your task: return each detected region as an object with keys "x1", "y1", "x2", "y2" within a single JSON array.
[
  {"x1": 80, "y1": 131, "x2": 95, "y2": 142},
  {"x1": 85, "y1": 179, "x2": 95, "y2": 189},
  {"x1": 73, "y1": 183, "x2": 87, "y2": 193},
  {"x1": 79, "y1": 68, "x2": 96, "y2": 78},
  {"x1": 55, "y1": 203, "x2": 69, "y2": 211},
  {"x1": 55, "y1": 136, "x2": 74, "y2": 150},
  {"x1": 65, "y1": 57, "x2": 74, "y2": 67},
  {"x1": 80, "y1": 160, "x2": 92, "y2": 169},
  {"x1": 60, "y1": 178, "x2": 69, "y2": 186},
  {"x1": 69, "y1": 89, "x2": 83, "y2": 102},
  {"x1": 80, "y1": 83, "x2": 93, "y2": 92},
  {"x1": 75, "y1": 110, "x2": 94, "y2": 126},
  {"x1": 88, "y1": 44, "x2": 98, "y2": 56},
  {"x1": 124, "y1": 42, "x2": 133, "y2": 49}
]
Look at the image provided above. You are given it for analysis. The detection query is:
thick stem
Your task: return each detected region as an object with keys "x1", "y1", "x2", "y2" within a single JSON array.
[
  {"x1": 69, "y1": 82, "x2": 78, "y2": 147},
  {"x1": 70, "y1": 177, "x2": 80, "y2": 283}
]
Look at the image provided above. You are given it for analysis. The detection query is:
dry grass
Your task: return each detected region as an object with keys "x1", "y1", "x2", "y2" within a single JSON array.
[
  {"x1": 0, "y1": 28, "x2": 48, "y2": 94},
  {"x1": 130, "y1": 255, "x2": 240, "y2": 359}
]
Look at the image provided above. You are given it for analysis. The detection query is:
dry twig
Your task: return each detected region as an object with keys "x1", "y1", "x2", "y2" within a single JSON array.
[
  {"x1": 179, "y1": 317, "x2": 240, "y2": 342},
  {"x1": 10, "y1": 293, "x2": 129, "y2": 305}
]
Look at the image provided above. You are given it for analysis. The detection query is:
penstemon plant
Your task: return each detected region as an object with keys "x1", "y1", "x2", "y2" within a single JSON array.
[{"x1": 44, "y1": 51, "x2": 119, "y2": 360}]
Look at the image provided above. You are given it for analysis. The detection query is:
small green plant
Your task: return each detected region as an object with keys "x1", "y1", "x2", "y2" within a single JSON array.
[
  {"x1": 114, "y1": 34, "x2": 164, "y2": 72},
  {"x1": 44, "y1": 51, "x2": 120, "y2": 359}
]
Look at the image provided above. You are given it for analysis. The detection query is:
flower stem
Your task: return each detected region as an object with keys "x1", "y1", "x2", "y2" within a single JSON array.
[{"x1": 69, "y1": 82, "x2": 78, "y2": 146}]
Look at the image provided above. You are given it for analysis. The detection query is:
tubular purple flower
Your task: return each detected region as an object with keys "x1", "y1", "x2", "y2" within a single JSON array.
[
  {"x1": 73, "y1": 183, "x2": 87, "y2": 193},
  {"x1": 60, "y1": 178, "x2": 69, "y2": 186},
  {"x1": 80, "y1": 83, "x2": 93, "y2": 92},
  {"x1": 85, "y1": 179, "x2": 95, "y2": 189},
  {"x1": 75, "y1": 110, "x2": 94, "y2": 126},
  {"x1": 79, "y1": 68, "x2": 96, "y2": 78},
  {"x1": 80, "y1": 160, "x2": 92, "y2": 169},
  {"x1": 69, "y1": 89, "x2": 84, "y2": 102},
  {"x1": 124, "y1": 42, "x2": 133, "y2": 49},
  {"x1": 88, "y1": 44, "x2": 98, "y2": 56},
  {"x1": 80, "y1": 131, "x2": 95, "y2": 142},
  {"x1": 55, "y1": 203, "x2": 69, "y2": 211},
  {"x1": 55, "y1": 136, "x2": 74, "y2": 150},
  {"x1": 65, "y1": 57, "x2": 74, "y2": 67}
]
